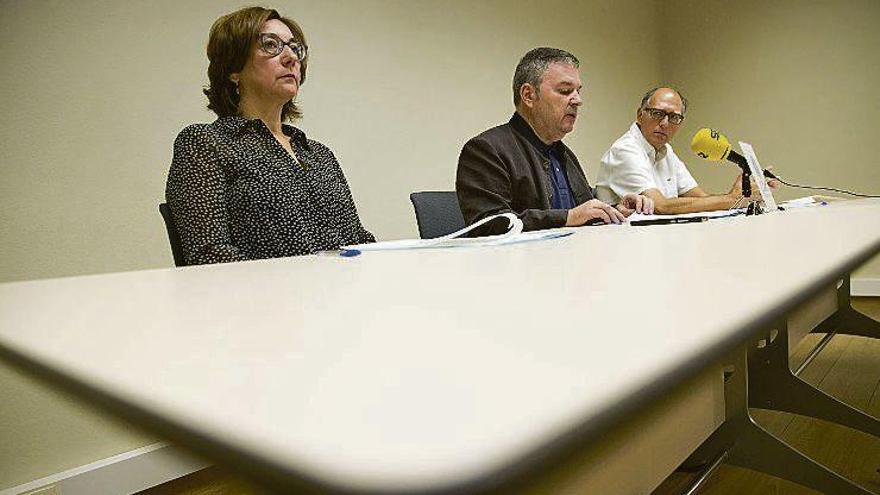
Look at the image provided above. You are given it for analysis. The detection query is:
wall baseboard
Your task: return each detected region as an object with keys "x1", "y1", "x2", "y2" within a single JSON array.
[
  {"x1": 852, "y1": 278, "x2": 880, "y2": 297},
  {"x1": 0, "y1": 443, "x2": 209, "y2": 495}
]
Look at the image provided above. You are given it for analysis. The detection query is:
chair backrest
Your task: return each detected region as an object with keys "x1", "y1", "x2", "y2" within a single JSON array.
[
  {"x1": 409, "y1": 191, "x2": 466, "y2": 239},
  {"x1": 158, "y1": 203, "x2": 187, "y2": 267}
]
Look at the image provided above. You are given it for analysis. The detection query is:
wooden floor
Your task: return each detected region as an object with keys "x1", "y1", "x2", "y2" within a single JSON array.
[
  {"x1": 136, "y1": 465, "x2": 269, "y2": 495},
  {"x1": 139, "y1": 298, "x2": 880, "y2": 495}
]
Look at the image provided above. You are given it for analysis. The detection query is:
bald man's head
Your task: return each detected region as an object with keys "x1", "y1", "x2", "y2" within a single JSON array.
[
  {"x1": 639, "y1": 87, "x2": 687, "y2": 115},
  {"x1": 636, "y1": 87, "x2": 687, "y2": 150}
]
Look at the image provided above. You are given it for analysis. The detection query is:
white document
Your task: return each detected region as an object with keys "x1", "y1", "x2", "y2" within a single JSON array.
[
  {"x1": 342, "y1": 213, "x2": 575, "y2": 252},
  {"x1": 739, "y1": 141, "x2": 778, "y2": 212},
  {"x1": 779, "y1": 196, "x2": 817, "y2": 208},
  {"x1": 626, "y1": 209, "x2": 745, "y2": 224}
]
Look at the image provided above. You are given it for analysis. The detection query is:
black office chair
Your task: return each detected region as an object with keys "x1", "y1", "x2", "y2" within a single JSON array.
[
  {"x1": 409, "y1": 191, "x2": 466, "y2": 239},
  {"x1": 158, "y1": 202, "x2": 187, "y2": 267}
]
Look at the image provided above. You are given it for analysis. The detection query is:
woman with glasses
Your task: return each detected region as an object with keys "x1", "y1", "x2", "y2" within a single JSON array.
[{"x1": 166, "y1": 6, "x2": 374, "y2": 265}]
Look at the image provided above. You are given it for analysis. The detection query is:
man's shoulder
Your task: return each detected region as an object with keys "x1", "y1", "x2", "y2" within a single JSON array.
[
  {"x1": 465, "y1": 121, "x2": 518, "y2": 148},
  {"x1": 607, "y1": 127, "x2": 643, "y2": 154},
  {"x1": 600, "y1": 127, "x2": 647, "y2": 168}
]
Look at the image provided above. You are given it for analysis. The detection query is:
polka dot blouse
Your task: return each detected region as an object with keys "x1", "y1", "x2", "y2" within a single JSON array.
[{"x1": 165, "y1": 116, "x2": 375, "y2": 265}]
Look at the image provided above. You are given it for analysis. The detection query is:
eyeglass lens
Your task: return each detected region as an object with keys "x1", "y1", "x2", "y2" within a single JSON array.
[
  {"x1": 645, "y1": 108, "x2": 683, "y2": 125},
  {"x1": 260, "y1": 34, "x2": 306, "y2": 60}
]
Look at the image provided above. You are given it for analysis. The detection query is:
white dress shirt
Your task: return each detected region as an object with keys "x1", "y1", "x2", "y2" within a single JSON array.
[{"x1": 595, "y1": 123, "x2": 698, "y2": 204}]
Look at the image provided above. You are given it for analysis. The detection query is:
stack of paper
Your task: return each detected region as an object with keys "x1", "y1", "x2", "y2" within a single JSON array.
[{"x1": 343, "y1": 213, "x2": 573, "y2": 252}]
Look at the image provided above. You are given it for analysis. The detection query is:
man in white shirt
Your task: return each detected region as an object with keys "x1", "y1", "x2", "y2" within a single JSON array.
[{"x1": 596, "y1": 87, "x2": 749, "y2": 214}]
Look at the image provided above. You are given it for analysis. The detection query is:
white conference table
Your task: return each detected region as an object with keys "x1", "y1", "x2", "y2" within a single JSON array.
[{"x1": 1, "y1": 200, "x2": 879, "y2": 494}]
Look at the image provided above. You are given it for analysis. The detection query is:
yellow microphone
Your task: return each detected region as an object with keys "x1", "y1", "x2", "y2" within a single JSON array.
[
  {"x1": 691, "y1": 127, "x2": 764, "y2": 174},
  {"x1": 691, "y1": 128, "x2": 779, "y2": 183},
  {"x1": 690, "y1": 128, "x2": 733, "y2": 162},
  {"x1": 691, "y1": 127, "x2": 757, "y2": 197}
]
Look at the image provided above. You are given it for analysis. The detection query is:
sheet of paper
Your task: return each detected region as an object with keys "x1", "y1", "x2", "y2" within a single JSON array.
[
  {"x1": 343, "y1": 227, "x2": 575, "y2": 252},
  {"x1": 739, "y1": 141, "x2": 779, "y2": 211},
  {"x1": 344, "y1": 213, "x2": 519, "y2": 252},
  {"x1": 626, "y1": 209, "x2": 745, "y2": 224},
  {"x1": 779, "y1": 196, "x2": 816, "y2": 208},
  {"x1": 341, "y1": 213, "x2": 573, "y2": 253},
  {"x1": 338, "y1": 202, "x2": 585, "y2": 252}
]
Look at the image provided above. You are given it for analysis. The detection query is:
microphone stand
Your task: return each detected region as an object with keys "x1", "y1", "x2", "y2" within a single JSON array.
[
  {"x1": 740, "y1": 166, "x2": 764, "y2": 216},
  {"x1": 741, "y1": 169, "x2": 751, "y2": 198},
  {"x1": 739, "y1": 168, "x2": 764, "y2": 216}
]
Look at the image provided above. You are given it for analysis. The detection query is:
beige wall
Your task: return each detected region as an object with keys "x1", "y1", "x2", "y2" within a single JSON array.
[
  {"x1": 661, "y1": 0, "x2": 880, "y2": 277},
  {"x1": 0, "y1": 0, "x2": 661, "y2": 284},
  {"x1": 0, "y1": 0, "x2": 663, "y2": 489},
  {"x1": 0, "y1": 361, "x2": 154, "y2": 488}
]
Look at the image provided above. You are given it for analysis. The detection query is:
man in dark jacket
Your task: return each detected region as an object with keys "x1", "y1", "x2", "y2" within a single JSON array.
[{"x1": 456, "y1": 47, "x2": 653, "y2": 236}]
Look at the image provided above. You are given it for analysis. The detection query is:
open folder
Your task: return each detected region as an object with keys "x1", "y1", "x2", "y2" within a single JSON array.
[{"x1": 342, "y1": 213, "x2": 573, "y2": 252}]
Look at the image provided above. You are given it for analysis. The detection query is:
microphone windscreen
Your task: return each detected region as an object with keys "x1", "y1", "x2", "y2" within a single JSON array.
[{"x1": 690, "y1": 128, "x2": 731, "y2": 162}]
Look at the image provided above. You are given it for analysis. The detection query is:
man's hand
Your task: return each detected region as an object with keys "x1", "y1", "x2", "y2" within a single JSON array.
[
  {"x1": 765, "y1": 166, "x2": 780, "y2": 190},
  {"x1": 615, "y1": 193, "x2": 654, "y2": 217},
  {"x1": 728, "y1": 173, "x2": 745, "y2": 199},
  {"x1": 729, "y1": 173, "x2": 762, "y2": 199},
  {"x1": 566, "y1": 199, "x2": 626, "y2": 226},
  {"x1": 729, "y1": 172, "x2": 781, "y2": 201}
]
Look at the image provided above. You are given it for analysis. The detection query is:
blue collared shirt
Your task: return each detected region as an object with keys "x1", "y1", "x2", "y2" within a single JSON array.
[{"x1": 548, "y1": 147, "x2": 576, "y2": 209}]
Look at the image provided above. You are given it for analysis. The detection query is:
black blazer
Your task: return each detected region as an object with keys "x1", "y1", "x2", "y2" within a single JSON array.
[{"x1": 456, "y1": 112, "x2": 595, "y2": 236}]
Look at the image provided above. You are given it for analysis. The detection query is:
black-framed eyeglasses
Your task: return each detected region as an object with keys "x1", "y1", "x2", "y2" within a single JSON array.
[
  {"x1": 258, "y1": 33, "x2": 308, "y2": 61},
  {"x1": 642, "y1": 107, "x2": 684, "y2": 125}
]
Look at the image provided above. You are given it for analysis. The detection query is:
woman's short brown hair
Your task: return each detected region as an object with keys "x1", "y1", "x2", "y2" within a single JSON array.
[{"x1": 203, "y1": 6, "x2": 307, "y2": 121}]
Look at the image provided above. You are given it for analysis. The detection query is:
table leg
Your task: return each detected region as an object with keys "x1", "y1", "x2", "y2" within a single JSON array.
[
  {"x1": 682, "y1": 347, "x2": 876, "y2": 495},
  {"x1": 749, "y1": 323, "x2": 880, "y2": 438},
  {"x1": 814, "y1": 276, "x2": 880, "y2": 339}
]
